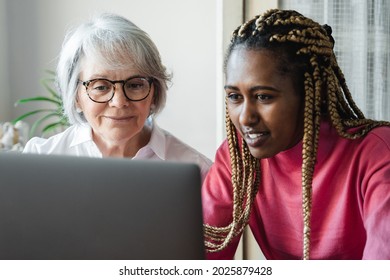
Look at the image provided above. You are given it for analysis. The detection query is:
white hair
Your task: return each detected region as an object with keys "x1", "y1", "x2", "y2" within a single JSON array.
[{"x1": 56, "y1": 13, "x2": 171, "y2": 124}]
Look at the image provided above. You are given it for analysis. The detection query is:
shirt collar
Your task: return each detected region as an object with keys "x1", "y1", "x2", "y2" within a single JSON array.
[
  {"x1": 69, "y1": 123, "x2": 94, "y2": 147},
  {"x1": 144, "y1": 119, "x2": 167, "y2": 160}
]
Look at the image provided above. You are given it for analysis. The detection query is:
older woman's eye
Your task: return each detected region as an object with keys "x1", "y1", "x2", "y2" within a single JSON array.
[
  {"x1": 90, "y1": 80, "x2": 112, "y2": 92},
  {"x1": 94, "y1": 85, "x2": 110, "y2": 91}
]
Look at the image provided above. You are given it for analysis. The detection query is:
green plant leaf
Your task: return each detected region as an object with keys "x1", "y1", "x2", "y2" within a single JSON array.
[
  {"x1": 29, "y1": 112, "x2": 62, "y2": 138},
  {"x1": 11, "y1": 109, "x2": 55, "y2": 125},
  {"x1": 42, "y1": 121, "x2": 65, "y2": 136},
  {"x1": 13, "y1": 69, "x2": 70, "y2": 136},
  {"x1": 14, "y1": 96, "x2": 62, "y2": 106},
  {"x1": 44, "y1": 69, "x2": 56, "y2": 76},
  {"x1": 41, "y1": 79, "x2": 61, "y2": 99}
]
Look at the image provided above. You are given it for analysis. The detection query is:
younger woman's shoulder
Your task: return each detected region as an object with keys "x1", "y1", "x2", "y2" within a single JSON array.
[{"x1": 363, "y1": 125, "x2": 390, "y2": 149}]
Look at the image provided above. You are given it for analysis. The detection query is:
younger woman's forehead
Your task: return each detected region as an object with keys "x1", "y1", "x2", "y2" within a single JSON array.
[{"x1": 226, "y1": 48, "x2": 283, "y2": 74}]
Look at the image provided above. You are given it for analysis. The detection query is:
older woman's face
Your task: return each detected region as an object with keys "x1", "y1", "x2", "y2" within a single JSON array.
[
  {"x1": 225, "y1": 48, "x2": 304, "y2": 159},
  {"x1": 77, "y1": 57, "x2": 154, "y2": 147}
]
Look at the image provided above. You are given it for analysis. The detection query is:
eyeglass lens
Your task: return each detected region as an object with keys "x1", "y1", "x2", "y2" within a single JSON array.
[{"x1": 86, "y1": 77, "x2": 150, "y2": 102}]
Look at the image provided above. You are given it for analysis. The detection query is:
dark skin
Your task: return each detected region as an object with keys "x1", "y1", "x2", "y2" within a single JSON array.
[{"x1": 225, "y1": 47, "x2": 305, "y2": 159}]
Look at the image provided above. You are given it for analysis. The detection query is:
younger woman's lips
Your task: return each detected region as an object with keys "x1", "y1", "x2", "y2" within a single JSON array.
[{"x1": 244, "y1": 132, "x2": 270, "y2": 147}]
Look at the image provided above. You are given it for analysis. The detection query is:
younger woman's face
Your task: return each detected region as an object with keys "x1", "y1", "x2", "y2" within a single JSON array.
[{"x1": 225, "y1": 48, "x2": 304, "y2": 159}]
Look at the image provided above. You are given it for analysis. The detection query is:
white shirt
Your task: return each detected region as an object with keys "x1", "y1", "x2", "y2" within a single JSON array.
[{"x1": 23, "y1": 121, "x2": 213, "y2": 182}]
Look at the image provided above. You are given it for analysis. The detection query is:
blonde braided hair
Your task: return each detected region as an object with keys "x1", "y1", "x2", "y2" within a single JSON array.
[{"x1": 204, "y1": 9, "x2": 390, "y2": 259}]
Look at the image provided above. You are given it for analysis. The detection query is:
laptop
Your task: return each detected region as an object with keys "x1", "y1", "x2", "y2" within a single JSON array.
[{"x1": 0, "y1": 152, "x2": 205, "y2": 260}]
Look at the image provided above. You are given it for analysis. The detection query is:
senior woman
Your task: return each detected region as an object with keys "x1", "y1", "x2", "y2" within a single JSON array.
[{"x1": 23, "y1": 13, "x2": 212, "y2": 181}]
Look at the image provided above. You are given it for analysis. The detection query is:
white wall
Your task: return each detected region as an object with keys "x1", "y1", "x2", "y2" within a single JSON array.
[
  {"x1": 0, "y1": 0, "x2": 10, "y2": 121},
  {"x1": 1, "y1": 0, "x2": 222, "y2": 159}
]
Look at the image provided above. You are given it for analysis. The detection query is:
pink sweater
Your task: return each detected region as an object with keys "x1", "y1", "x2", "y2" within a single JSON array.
[{"x1": 202, "y1": 122, "x2": 390, "y2": 259}]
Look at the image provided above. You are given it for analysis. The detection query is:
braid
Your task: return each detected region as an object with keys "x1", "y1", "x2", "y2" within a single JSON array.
[
  {"x1": 205, "y1": 9, "x2": 390, "y2": 259},
  {"x1": 204, "y1": 100, "x2": 260, "y2": 252}
]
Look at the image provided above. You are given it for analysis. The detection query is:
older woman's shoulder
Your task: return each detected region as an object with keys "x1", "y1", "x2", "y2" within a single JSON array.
[
  {"x1": 22, "y1": 124, "x2": 90, "y2": 154},
  {"x1": 157, "y1": 126, "x2": 212, "y2": 164}
]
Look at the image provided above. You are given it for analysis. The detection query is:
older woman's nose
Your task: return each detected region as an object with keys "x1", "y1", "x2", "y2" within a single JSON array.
[{"x1": 109, "y1": 86, "x2": 129, "y2": 108}]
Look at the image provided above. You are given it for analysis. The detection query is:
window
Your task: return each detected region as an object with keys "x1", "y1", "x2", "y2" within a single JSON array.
[{"x1": 280, "y1": 0, "x2": 390, "y2": 121}]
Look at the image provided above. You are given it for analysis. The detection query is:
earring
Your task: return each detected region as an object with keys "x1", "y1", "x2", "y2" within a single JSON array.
[{"x1": 76, "y1": 107, "x2": 82, "y2": 113}]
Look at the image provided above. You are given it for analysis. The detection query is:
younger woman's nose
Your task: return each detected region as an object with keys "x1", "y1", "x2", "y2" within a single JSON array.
[{"x1": 239, "y1": 101, "x2": 260, "y2": 126}]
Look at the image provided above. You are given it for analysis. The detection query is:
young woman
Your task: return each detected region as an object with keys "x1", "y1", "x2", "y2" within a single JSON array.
[{"x1": 202, "y1": 9, "x2": 390, "y2": 259}]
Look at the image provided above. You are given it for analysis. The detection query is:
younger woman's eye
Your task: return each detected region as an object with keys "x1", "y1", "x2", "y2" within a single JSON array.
[
  {"x1": 226, "y1": 93, "x2": 242, "y2": 102},
  {"x1": 256, "y1": 94, "x2": 272, "y2": 101}
]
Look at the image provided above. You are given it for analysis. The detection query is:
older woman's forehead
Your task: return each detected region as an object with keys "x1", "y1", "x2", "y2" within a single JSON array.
[
  {"x1": 82, "y1": 43, "x2": 137, "y2": 65},
  {"x1": 80, "y1": 45, "x2": 138, "y2": 66},
  {"x1": 78, "y1": 55, "x2": 140, "y2": 79}
]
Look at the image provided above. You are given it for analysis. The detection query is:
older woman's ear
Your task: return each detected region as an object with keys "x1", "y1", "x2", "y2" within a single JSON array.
[
  {"x1": 149, "y1": 104, "x2": 156, "y2": 116},
  {"x1": 75, "y1": 98, "x2": 83, "y2": 113}
]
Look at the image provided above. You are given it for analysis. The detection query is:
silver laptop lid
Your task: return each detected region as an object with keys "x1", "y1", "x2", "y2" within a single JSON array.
[{"x1": 0, "y1": 153, "x2": 205, "y2": 260}]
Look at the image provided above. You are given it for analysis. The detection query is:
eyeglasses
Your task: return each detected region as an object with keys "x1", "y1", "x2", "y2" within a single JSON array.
[{"x1": 79, "y1": 76, "x2": 153, "y2": 103}]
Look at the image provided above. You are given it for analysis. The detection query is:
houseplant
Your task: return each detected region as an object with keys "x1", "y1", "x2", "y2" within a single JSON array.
[{"x1": 12, "y1": 70, "x2": 69, "y2": 137}]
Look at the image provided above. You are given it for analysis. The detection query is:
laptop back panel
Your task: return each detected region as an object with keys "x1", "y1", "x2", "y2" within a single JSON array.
[{"x1": 0, "y1": 153, "x2": 204, "y2": 260}]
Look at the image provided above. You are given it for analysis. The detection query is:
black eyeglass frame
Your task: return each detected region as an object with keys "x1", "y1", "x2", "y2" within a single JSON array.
[{"x1": 79, "y1": 76, "x2": 154, "y2": 103}]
